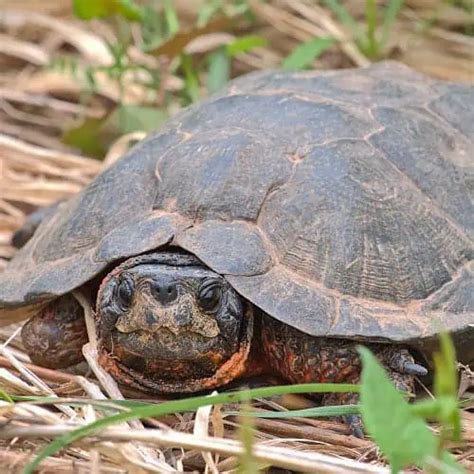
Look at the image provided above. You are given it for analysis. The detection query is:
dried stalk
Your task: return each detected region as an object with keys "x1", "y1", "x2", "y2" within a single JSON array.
[{"x1": 0, "y1": 424, "x2": 390, "y2": 474}]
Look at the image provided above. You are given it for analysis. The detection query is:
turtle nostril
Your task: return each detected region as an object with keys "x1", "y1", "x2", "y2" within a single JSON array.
[{"x1": 152, "y1": 280, "x2": 178, "y2": 304}]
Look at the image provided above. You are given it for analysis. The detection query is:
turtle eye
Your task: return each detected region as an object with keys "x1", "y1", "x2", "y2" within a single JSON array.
[
  {"x1": 198, "y1": 281, "x2": 222, "y2": 312},
  {"x1": 116, "y1": 274, "x2": 134, "y2": 309}
]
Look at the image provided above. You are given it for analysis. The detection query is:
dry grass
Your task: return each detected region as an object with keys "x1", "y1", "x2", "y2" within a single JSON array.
[{"x1": 0, "y1": 0, "x2": 473, "y2": 472}]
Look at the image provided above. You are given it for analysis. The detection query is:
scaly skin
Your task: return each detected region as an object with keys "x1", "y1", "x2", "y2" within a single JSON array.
[
  {"x1": 260, "y1": 314, "x2": 426, "y2": 436},
  {"x1": 21, "y1": 254, "x2": 427, "y2": 437},
  {"x1": 21, "y1": 294, "x2": 87, "y2": 368}
]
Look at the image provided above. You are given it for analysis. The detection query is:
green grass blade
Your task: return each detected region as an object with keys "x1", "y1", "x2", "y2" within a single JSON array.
[
  {"x1": 380, "y1": 0, "x2": 404, "y2": 51},
  {"x1": 207, "y1": 48, "x2": 231, "y2": 93},
  {"x1": 24, "y1": 383, "x2": 359, "y2": 474},
  {"x1": 365, "y1": 0, "x2": 379, "y2": 59},
  {"x1": 0, "y1": 388, "x2": 14, "y2": 403},
  {"x1": 180, "y1": 53, "x2": 200, "y2": 103},
  {"x1": 14, "y1": 397, "x2": 361, "y2": 418},
  {"x1": 197, "y1": 0, "x2": 222, "y2": 28},
  {"x1": 236, "y1": 391, "x2": 260, "y2": 473},
  {"x1": 226, "y1": 35, "x2": 268, "y2": 57},
  {"x1": 282, "y1": 37, "x2": 334, "y2": 70},
  {"x1": 227, "y1": 404, "x2": 359, "y2": 418},
  {"x1": 322, "y1": 0, "x2": 364, "y2": 44},
  {"x1": 163, "y1": 0, "x2": 180, "y2": 36}
]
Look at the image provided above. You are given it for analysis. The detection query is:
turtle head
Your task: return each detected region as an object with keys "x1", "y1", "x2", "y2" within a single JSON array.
[{"x1": 96, "y1": 252, "x2": 253, "y2": 393}]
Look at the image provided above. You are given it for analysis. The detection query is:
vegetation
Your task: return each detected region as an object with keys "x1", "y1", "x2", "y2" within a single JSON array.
[
  {"x1": 50, "y1": 0, "x2": 429, "y2": 156},
  {"x1": 0, "y1": 332, "x2": 463, "y2": 473},
  {"x1": 0, "y1": 0, "x2": 472, "y2": 472}
]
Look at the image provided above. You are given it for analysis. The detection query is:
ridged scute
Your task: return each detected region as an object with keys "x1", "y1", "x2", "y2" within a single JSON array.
[{"x1": 0, "y1": 61, "x2": 472, "y2": 343}]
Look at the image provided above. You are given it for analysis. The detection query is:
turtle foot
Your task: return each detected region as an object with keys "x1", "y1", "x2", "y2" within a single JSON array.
[{"x1": 321, "y1": 346, "x2": 426, "y2": 437}]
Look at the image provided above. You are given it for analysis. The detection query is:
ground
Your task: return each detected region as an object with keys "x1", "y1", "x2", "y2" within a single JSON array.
[{"x1": 0, "y1": 1, "x2": 472, "y2": 472}]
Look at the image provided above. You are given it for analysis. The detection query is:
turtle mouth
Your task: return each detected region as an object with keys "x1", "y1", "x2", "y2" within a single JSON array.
[
  {"x1": 106, "y1": 327, "x2": 234, "y2": 361},
  {"x1": 98, "y1": 306, "x2": 254, "y2": 393}
]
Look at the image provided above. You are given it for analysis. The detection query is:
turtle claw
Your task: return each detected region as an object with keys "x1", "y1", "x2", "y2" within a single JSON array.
[
  {"x1": 344, "y1": 415, "x2": 364, "y2": 438},
  {"x1": 382, "y1": 348, "x2": 428, "y2": 378},
  {"x1": 402, "y1": 362, "x2": 428, "y2": 377}
]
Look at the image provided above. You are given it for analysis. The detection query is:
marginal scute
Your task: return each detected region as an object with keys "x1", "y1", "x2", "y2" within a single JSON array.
[
  {"x1": 1, "y1": 249, "x2": 104, "y2": 308},
  {"x1": 94, "y1": 213, "x2": 177, "y2": 262},
  {"x1": 177, "y1": 221, "x2": 273, "y2": 276},
  {"x1": 421, "y1": 261, "x2": 474, "y2": 315},
  {"x1": 333, "y1": 299, "x2": 421, "y2": 341},
  {"x1": 32, "y1": 133, "x2": 179, "y2": 263}
]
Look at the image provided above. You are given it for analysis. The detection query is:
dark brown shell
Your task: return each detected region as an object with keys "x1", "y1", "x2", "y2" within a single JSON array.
[{"x1": 1, "y1": 62, "x2": 473, "y2": 345}]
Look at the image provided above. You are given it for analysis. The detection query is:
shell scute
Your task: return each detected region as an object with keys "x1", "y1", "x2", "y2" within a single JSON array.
[{"x1": 0, "y1": 62, "x2": 472, "y2": 344}]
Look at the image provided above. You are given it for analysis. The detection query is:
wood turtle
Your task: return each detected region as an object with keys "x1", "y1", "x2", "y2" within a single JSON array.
[{"x1": 0, "y1": 62, "x2": 473, "y2": 436}]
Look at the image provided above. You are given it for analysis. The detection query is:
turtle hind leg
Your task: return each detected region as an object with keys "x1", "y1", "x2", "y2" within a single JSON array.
[
  {"x1": 21, "y1": 294, "x2": 87, "y2": 369},
  {"x1": 260, "y1": 314, "x2": 426, "y2": 437}
]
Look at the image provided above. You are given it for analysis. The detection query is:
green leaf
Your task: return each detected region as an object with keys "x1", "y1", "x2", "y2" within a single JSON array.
[
  {"x1": 73, "y1": 0, "x2": 109, "y2": 19},
  {"x1": 282, "y1": 37, "x2": 334, "y2": 70},
  {"x1": 358, "y1": 346, "x2": 438, "y2": 473},
  {"x1": 24, "y1": 383, "x2": 359, "y2": 474},
  {"x1": 73, "y1": 0, "x2": 144, "y2": 21},
  {"x1": 62, "y1": 105, "x2": 166, "y2": 159},
  {"x1": 62, "y1": 117, "x2": 107, "y2": 159},
  {"x1": 114, "y1": 0, "x2": 144, "y2": 21},
  {"x1": 107, "y1": 105, "x2": 168, "y2": 135},
  {"x1": 207, "y1": 48, "x2": 231, "y2": 93},
  {"x1": 226, "y1": 35, "x2": 268, "y2": 57}
]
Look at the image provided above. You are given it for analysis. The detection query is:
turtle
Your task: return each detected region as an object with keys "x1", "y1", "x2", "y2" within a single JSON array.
[{"x1": 1, "y1": 61, "x2": 473, "y2": 437}]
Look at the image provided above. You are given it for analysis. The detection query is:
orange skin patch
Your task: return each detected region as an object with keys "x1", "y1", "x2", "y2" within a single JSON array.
[
  {"x1": 98, "y1": 306, "x2": 256, "y2": 393},
  {"x1": 259, "y1": 312, "x2": 418, "y2": 437},
  {"x1": 99, "y1": 309, "x2": 413, "y2": 394},
  {"x1": 260, "y1": 313, "x2": 362, "y2": 385}
]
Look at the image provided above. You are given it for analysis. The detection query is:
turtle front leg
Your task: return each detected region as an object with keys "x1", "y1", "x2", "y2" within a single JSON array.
[
  {"x1": 21, "y1": 294, "x2": 87, "y2": 368},
  {"x1": 260, "y1": 315, "x2": 427, "y2": 437},
  {"x1": 321, "y1": 347, "x2": 426, "y2": 437}
]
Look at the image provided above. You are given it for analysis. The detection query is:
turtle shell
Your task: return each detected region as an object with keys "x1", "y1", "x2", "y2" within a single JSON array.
[{"x1": 1, "y1": 62, "x2": 473, "y2": 345}]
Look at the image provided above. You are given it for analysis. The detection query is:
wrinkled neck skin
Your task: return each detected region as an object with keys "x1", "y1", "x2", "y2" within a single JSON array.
[{"x1": 96, "y1": 251, "x2": 259, "y2": 393}]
